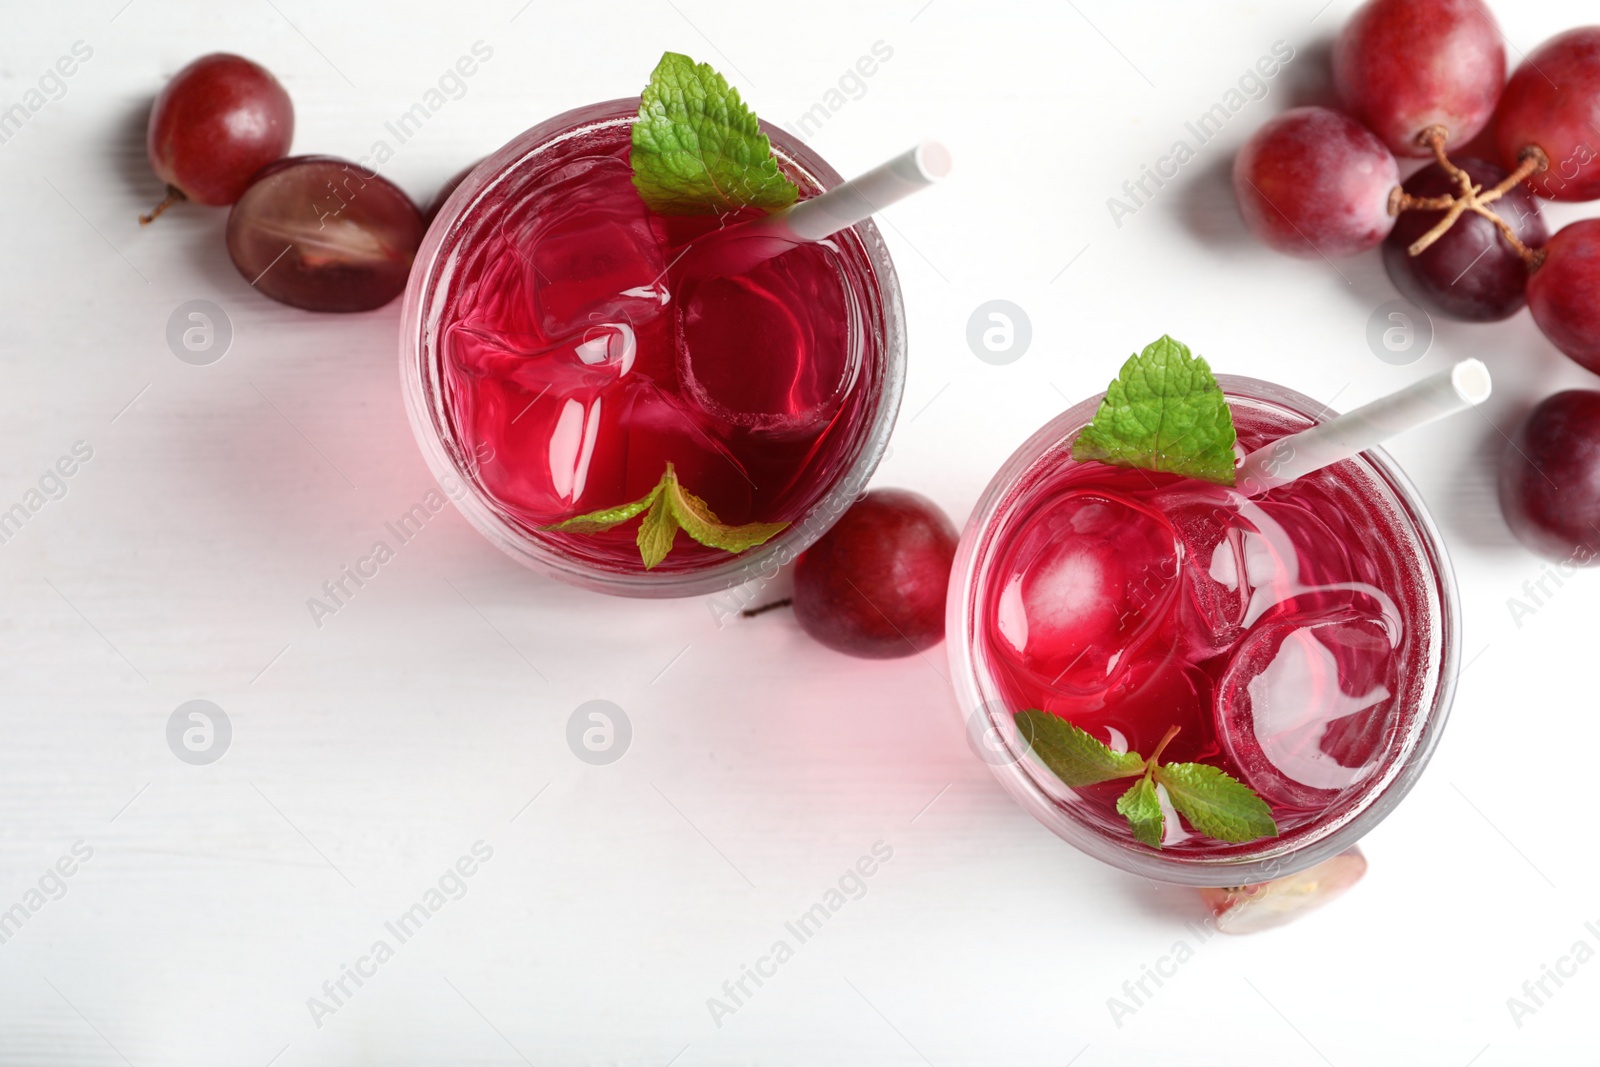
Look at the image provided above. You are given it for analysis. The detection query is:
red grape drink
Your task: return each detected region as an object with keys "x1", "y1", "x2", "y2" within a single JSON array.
[
  {"x1": 949, "y1": 378, "x2": 1458, "y2": 886},
  {"x1": 401, "y1": 101, "x2": 904, "y2": 594}
]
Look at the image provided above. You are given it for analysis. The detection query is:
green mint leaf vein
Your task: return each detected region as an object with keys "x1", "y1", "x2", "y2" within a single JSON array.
[
  {"x1": 1070, "y1": 334, "x2": 1238, "y2": 486},
  {"x1": 1116, "y1": 777, "x2": 1165, "y2": 848},
  {"x1": 1013, "y1": 713, "x2": 1277, "y2": 848},
  {"x1": 1014, "y1": 710, "x2": 1145, "y2": 788},
  {"x1": 631, "y1": 51, "x2": 800, "y2": 216},
  {"x1": 545, "y1": 463, "x2": 788, "y2": 570},
  {"x1": 1153, "y1": 762, "x2": 1279, "y2": 844}
]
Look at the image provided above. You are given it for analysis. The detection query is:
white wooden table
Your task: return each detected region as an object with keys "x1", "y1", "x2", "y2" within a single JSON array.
[{"x1": 0, "y1": 1, "x2": 1593, "y2": 1063}]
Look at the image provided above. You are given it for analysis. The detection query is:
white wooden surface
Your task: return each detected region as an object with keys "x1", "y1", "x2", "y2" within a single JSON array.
[{"x1": 0, "y1": 1, "x2": 1595, "y2": 1064}]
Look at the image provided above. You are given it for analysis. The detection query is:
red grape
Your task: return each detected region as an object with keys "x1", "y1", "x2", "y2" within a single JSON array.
[
  {"x1": 1528, "y1": 220, "x2": 1600, "y2": 372},
  {"x1": 791, "y1": 490, "x2": 958, "y2": 659},
  {"x1": 1200, "y1": 849, "x2": 1368, "y2": 934},
  {"x1": 1498, "y1": 390, "x2": 1600, "y2": 563},
  {"x1": 144, "y1": 53, "x2": 293, "y2": 219},
  {"x1": 1233, "y1": 107, "x2": 1400, "y2": 258},
  {"x1": 226, "y1": 156, "x2": 423, "y2": 313},
  {"x1": 1383, "y1": 157, "x2": 1546, "y2": 321},
  {"x1": 1333, "y1": 0, "x2": 1505, "y2": 157},
  {"x1": 1495, "y1": 27, "x2": 1600, "y2": 201}
]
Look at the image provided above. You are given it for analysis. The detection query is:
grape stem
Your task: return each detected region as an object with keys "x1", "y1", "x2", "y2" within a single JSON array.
[
  {"x1": 1385, "y1": 126, "x2": 1549, "y2": 271},
  {"x1": 139, "y1": 185, "x2": 186, "y2": 226},
  {"x1": 741, "y1": 597, "x2": 792, "y2": 618}
]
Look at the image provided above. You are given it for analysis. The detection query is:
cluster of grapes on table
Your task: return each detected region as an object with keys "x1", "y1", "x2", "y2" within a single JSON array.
[{"x1": 1232, "y1": 0, "x2": 1600, "y2": 565}]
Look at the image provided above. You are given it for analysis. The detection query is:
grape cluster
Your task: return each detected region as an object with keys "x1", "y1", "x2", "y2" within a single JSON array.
[
  {"x1": 1234, "y1": 0, "x2": 1600, "y2": 563},
  {"x1": 143, "y1": 53, "x2": 430, "y2": 313}
]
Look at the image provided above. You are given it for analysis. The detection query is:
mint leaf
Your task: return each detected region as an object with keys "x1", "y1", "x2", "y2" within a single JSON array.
[
  {"x1": 1017, "y1": 715, "x2": 1277, "y2": 849},
  {"x1": 665, "y1": 480, "x2": 787, "y2": 554},
  {"x1": 1070, "y1": 335, "x2": 1238, "y2": 486},
  {"x1": 1116, "y1": 778, "x2": 1165, "y2": 848},
  {"x1": 1014, "y1": 710, "x2": 1145, "y2": 788},
  {"x1": 545, "y1": 463, "x2": 788, "y2": 569},
  {"x1": 637, "y1": 485, "x2": 681, "y2": 569},
  {"x1": 544, "y1": 485, "x2": 661, "y2": 535},
  {"x1": 1153, "y1": 762, "x2": 1279, "y2": 844},
  {"x1": 631, "y1": 52, "x2": 800, "y2": 216}
]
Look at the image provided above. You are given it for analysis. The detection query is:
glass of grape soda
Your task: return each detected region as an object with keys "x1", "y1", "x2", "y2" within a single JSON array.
[
  {"x1": 400, "y1": 99, "x2": 905, "y2": 595},
  {"x1": 949, "y1": 373, "x2": 1464, "y2": 911}
]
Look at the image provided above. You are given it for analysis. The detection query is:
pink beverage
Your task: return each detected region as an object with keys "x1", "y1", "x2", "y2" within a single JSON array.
[
  {"x1": 401, "y1": 101, "x2": 903, "y2": 593},
  {"x1": 950, "y1": 378, "x2": 1458, "y2": 883}
]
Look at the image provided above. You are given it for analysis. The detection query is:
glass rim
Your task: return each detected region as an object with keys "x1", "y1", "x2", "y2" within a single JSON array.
[
  {"x1": 945, "y1": 374, "x2": 1461, "y2": 887},
  {"x1": 398, "y1": 98, "x2": 906, "y2": 598}
]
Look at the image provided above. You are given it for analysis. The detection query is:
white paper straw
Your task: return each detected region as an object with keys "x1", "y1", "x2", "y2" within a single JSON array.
[
  {"x1": 752, "y1": 140, "x2": 950, "y2": 243},
  {"x1": 1236, "y1": 359, "x2": 1492, "y2": 496},
  {"x1": 677, "y1": 141, "x2": 949, "y2": 282}
]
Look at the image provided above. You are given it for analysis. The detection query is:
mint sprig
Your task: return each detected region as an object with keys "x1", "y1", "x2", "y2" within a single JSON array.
[
  {"x1": 1013, "y1": 711, "x2": 1277, "y2": 848},
  {"x1": 545, "y1": 463, "x2": 788, "y2": 569},
  {"x1": 1070, "y1": 335, "x2": 1238, "y2": 486},
  {"x1": 630, "y1": 52, "x2": 800, "y2": 216}
]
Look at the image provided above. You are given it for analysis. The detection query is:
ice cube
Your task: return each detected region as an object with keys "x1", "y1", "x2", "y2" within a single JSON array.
[
  {"x1": 573, "y1": 321, "x2": 638, "y2": 376},
  {"x1": 514, "y1": 156, "x2": 670, "y2": 339},
  {"x1": 1236, "y1": 500, "x2": 1359, "y2": 626},
  {"x1": 990, "y1": 492, "x2": 1181, "y2": 694},
  {"x1": 617, "y1": 382, "x2": 753, "y2": 523},
  {"x1": 469, "y1": 378, "x2": 629, "y2": 524},
  {"x1": 448, "y1": 324, "x2": 634, "y2": 394},
  {"x1": 676, "y1": 252, "x2": 851, "y2": 435},
  {"x1": 444, "y1": 324, "x2": 632, "y2": 523},
  {"x1": 1215, "y1": 608, "x2": 1399, "y2": 811},
  {"x1": 1164, "y1": 493, "x2": 1253, "y2": 651},
  {"x1": 1034, "y1": 651, "x2": 1217, "y2": 767}
]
